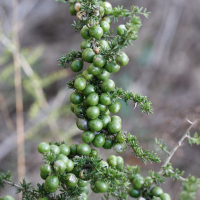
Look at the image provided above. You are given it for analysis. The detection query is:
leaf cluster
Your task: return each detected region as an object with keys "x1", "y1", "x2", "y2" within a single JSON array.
[
  {"x1": 162, "y1": 163, "x2": 185, "y2": 181},
  {"x1": 126, "y1": 133, "x2": 160, "y2": 164},
  {"x1": 0, "y1": 171, "x2": 11, "y2": 190},
  {"x1": 109, "y1": 87, "x2": 153, "y2": 115},
  {"x1": 188, "y1": 132, "x2": 200, "y2": 146},
  {"x1": 155, "y1": 138, "x2": 169, "y2": 154},
  {"x1": 180, "y1": 176, "x2": 200, "y2": 200},
  {"x1": 58, "y1": 50, "x2": 82, "y2": 68}
]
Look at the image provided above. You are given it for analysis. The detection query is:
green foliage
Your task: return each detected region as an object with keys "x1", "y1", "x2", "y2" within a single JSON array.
[
  {"x1": 180, "y1": 176, "x2": 200, "y2": 200},
  {"x1": 148, "y1": 170, "x2": 165, "y2": 185},
  {"x1": 188, "y1": 132, "x2": 200, "y2": 146},
  {"x1": 0, "y1": 171, "x2": 11, "y2": 190},
  {"x1": 58, "y1": 50, "x2": 82, "y2": 68},
  {"x1": 162, "y1": 163, "x2": 185, "y2": 181},
  {"x1": 109, "y1": 88, "x2": 153, "y2": 114},
  {"x1": 110, "y1": 6, "x2": 150, "y2": 21},
  {"x1": 126, "y1": 133, "x2": 160, "y2": 164},
  {"x1": 155, "y1": 138, "x2": 169, "y2": 154}
]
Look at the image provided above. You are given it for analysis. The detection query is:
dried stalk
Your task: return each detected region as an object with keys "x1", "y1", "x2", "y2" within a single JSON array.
[{"x1": 12, "y1": 0, "x2": 26, "y2": 184}]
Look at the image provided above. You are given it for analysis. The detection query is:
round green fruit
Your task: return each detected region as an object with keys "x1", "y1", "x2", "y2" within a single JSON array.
[
  {"x1": 74, "y1": 77, "x2": 86, "y2": 91},
  {"x1": 99, "y1": 40, "x2": 110, "y2": 50},
  {"x1": 132, "y1": 176, "x2": 144, "y2": 190},
  {"x1": 159, "y1": 193, "x2": 171, "y2": 200},
  {"x1": 37, "y1": 142, "x2": 50, "y2": 154},
  {"x1": 81, "y1": 26, "x2": 91, "y2": 39},
  {"x1": 66, "y1": 159, "x2": 74, "y2": 172},
  {"x1": 117, "y1": 24, "x2": 127, "y2": 36},
  {"x1": 116, "y1": 131, "x2": 126, "y2": 143},
  {"x1": 101, "y1": 79, "x2": 115, "y2": 92},
  {"x1": 144, "y1": 176, "x2": 153, "y2": 187},
  {"x1": 100, "y1": 21, "x2": 110, "y2": 32},
  {"x1": 128, "y1": 186, "x2": 140, "y2": 198},
  {"x1": 128, "y1": 174, "x2": 140, "y2": 182},
  {"x1": 99, "y1": 6, "x2": 105, "y2": 17},
  {"x1": 86, "y1": 106, "x2": 100, "y2": 119},
  {"x1": 99, "y1": 93, "x2": 111, "y2": 105},
  {"x1": 40, "y1": 164, "x2": 52, "y2": 175},
  {"x1": 115, "y1": 52, "x2": 129, "y2": 66},
  {"x1": 76, "y1": 118, "x2": 89, "y2": 131},
  {"x1": 103, "y1": 138, "x2": 113, "y2": 149},
  {"x1": 82, "y1": 69, "x2": 94, "y2": 80},
  {"x1": 57, "y1": 154, "x2": 69, "y2": 165},
  {"x1": 92, "y1": 134, "x2": 105, "y2": 147},
  {"x1": 2, "y1": 196, "x2": 15, "y2": 200},
  {"x1": 79, "y1": 193, "x2": 88, "y2": 200},
  {"x1": 79, "y1": 169, "x2": 90, "y2": 180},
  {"x1": 74, "y1": 105, "x2": 84, "y2": 118},
  {"x1": 45, "y1": 175, "x2": 59, "y2": 191},
  {"x1": 117, "y1": 156, "x2": 124, "y2": 165},
  {"x1": 95, "y1": 180, "x2": 109, "y2": 193},
  {"x1": 88, "y1": 63, "x2": 103, "y2": 75},
  {"x1": 82, "y1": 48, "x2": 95, "y2": 63},
  {"x1": 93, "y1": 55, "x2": 106, "y2": 68},
  {"x1": 107, "y1": 155, "x2": 117, "y2": 167},
  {"x1": 86, "y1": 92, "x2": 99, "y2": 106},
  {"x1": 88, "y1": 119, "x2": 103, "y2": 131},
  {"x1": 49, "y1": 145, "x2": 60, "y2": 155},
  {"x1": 69, "y1": 5, "x2": 76, "y2": 16},
  {"x1": 80, "y1": 41, "x2": 91, "y2": 50},
  {"x1": 75, "y1": 73, "x2": 83, "y2": 79},
  {"x1": 102, "y1": 16, "x2": 111, "y2": 24},
  {"x1": 104, "y1": 61, "x2": 120, "y2": 73},
  {"x1": 82, "y1": 84, "x2": 95, "y2": 96},
  {"x1": 100, "y1": 114, "x2": 111, "y2": 128},
  {"x1": 59, "y1": 144, "x2": 70, "y2": 156},
  {"x1": 108, "y1": 101, "x2": 121, "y2": 113},
  {"x1": 151, "y1": 187, "x2": 163, "y2": 197},
  {"x1": 77, "y1": 143, "x2": 91, "y2": 156},
  {"x1": 90, "y1": 149, "x2": 98, "y2": 158},
  {"x1": 70, "y1": 60, "x2": 83, "y2": 72},
  {"x1": 99, "y1": 160, "x2": 109, "y2": 168},
  {"x1": 89, "y1": 26, "x2": 104, "y2": 39},
  {"x1": 70, "y1": 92, "x2": 83, "y2": 104},
  {"x1": 53, "y1": 160, "x2": 66, "y2": 173},
  {"x1": 82, "y1": 131, "x2": 95, "y2": 143},
  {"x1": 97, "y1": 103, "x2": 108, "y2": 113},
  {"x1": 111, "y1": 115, "x2": 122, "y2": 123},
  {"x1": 102, "y1": 2, "x2": 112, "y2": 15},
  {"x1": 78, "y1": 179, "x2": 88, "y2": 187},
  {"x1": 107, "y1": 122, "x2": 122, "y2": 133},
  {"x1": 91, "y1": 184, "x2": 99, "y2": 193},
  {"x1": 96, "y1": 69, "x2": 110, "y2": 81},
  {"x1": 70, "y1": 144, "x2": 78, "y2": 155},
  {"x1": 113, "y1": 142, "x2": 126, "y2": 153},
  {"x1": 64, "y1": 173, "x2": 78, "y2": 187},
  {"x1": 40, "y1": 172, "x2": 48, "y2": 180}
]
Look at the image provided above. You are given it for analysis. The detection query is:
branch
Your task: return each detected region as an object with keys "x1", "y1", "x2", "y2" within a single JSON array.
[{"x1": 159, "y1": 118, "x2": 200, "y2": 174}]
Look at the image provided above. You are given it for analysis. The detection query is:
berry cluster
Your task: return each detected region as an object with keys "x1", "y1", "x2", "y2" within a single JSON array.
[{"x1": 128, "y1": 174, "x2": 171, "y2": 200}]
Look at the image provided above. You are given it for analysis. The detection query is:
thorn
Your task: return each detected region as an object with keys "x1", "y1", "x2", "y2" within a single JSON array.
[
  {"x1": 186, "y1": 116, "x2": 193, "y2": 124},
  {"x1": 133, "y1": 102, "x2": 137, "y2": 111}
]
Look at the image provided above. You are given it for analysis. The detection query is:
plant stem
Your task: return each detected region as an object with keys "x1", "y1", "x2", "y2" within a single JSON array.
[
  {"x1": 159, "y1": 118, "x2": 200, "y2": 174},
  {"x1": 12, "y1": 0, "x2": 26, "y2": 186}
]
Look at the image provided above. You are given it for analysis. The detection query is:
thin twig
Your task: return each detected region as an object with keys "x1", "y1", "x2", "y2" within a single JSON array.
[
  {"x1": 0, "y1": 32, "x2": 63, "y2": 136},
  {"x1": 159, "y1": 118, "x2": 200, "y2": 174},
  {"x1": 12, "y1": 0, "x2": 26, "y2": 185}
]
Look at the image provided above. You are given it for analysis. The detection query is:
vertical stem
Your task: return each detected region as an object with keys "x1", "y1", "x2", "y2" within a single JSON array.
[{"x1": 12, "y1": 0, "x2": 26, "y2": 184}]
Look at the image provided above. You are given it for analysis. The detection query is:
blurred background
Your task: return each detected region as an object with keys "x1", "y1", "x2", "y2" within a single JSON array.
[{"x1": 0, "y1": 0, "x2": 200, "y2": 199}]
